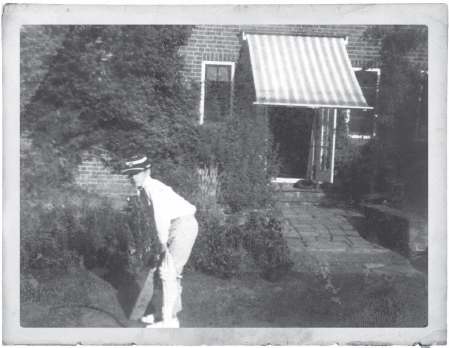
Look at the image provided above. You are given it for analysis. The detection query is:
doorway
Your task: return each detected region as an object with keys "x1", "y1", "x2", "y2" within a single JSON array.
[{"x1": 268, "y1": 107, "x2": 314, "y2": 178}]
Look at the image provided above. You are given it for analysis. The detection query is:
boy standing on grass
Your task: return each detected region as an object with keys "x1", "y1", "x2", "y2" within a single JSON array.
[{"x1": 122, "y1": 154, "x2": 198, "y2": 328}]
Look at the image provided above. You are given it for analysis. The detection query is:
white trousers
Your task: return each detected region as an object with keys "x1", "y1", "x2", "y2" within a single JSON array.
[{"x1": 153, "y1": 214, "x2": 198, "y2": 317}]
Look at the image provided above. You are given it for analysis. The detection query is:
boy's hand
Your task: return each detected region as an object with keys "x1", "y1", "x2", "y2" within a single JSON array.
[{"x1": 160, "y1": 243, "x2": 168, "y2": 254}]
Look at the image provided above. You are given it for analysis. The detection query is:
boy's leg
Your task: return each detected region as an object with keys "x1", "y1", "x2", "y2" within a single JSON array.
[{"x1": 167, "y1": 214, "x2": 198, "y2": 315}]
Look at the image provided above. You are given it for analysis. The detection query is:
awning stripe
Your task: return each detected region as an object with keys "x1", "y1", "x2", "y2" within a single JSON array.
[
  {"x1": 297, "y1": 36, "x2": 316, "y2": 104},
  {"x1": 245, "y1": 34, "x2": 372, "y2": 109},
  {"x1": 281, "y1": 36, "x2": 301, "y2": 103},
  {"x1": 323, "y1": 37, "x2": 347, "y2": 105}
]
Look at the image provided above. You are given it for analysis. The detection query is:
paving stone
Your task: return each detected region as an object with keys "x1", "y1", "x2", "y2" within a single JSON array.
[
  {"x1": 278, "y1": 202, "x2": 427, "y2": 278},
  {"x1": 328, "y1": 229, "x2": 347, "y2": 236},
  {"x1": 341, "y1": 230, "x2": 361, "y2": 237},
  {"x1": 332, "y1": 236, "x2": 352, "y2": 243},
  {"x1": 301, "y1": 236, "x2": 318, "y2": 242},
  {"x1": 305, "y1": 241, "x2": 350, "y2": 251},
  {"x1": 339, "y1": 224, "x2": 357, "y2": 230},
  {"x1": 314, "y1": 225, "x2": 329, "y2": 232},
  {"x1": 345, "y1": 235, "x2": 366, "y2": 242},
  {"x1": 299, "y1": 231, "x2": 321, "y2": 237},
  {"x1": 316, "y1": 236, "x2": 332, "y2": 242},
  {"x1": 346, "y1": 240, "x2": 373, "y2": 248},
  {"x1": 325, "y1": 224, "x2": 342, "y2": 229},
  {"x1": 293, "y1": 223, "x2": 315, "y2": 229},
  {"x1": 286, "y1": 237, "x2": 306, "y2": 249},
  {"x1": 282, "y1": 227, "x2": 301, "y2": 239}
]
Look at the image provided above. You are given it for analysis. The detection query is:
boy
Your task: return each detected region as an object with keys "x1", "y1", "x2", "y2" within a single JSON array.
[{"x1": 122, "y1": 155, "x2": 198, "y2": 328}]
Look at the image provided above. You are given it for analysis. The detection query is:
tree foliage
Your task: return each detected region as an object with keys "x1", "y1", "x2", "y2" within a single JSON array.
[
  {"x1": 333, "y1": 26, "x2": 428, "y2": 214},
  {"x1": 20, "y1": 26, "x2": 70, "y2": 112},
  {"x1": 363, "y1": 26, "x2": 427, "y2": 144},
  {"x1": 21, "y1": 25, "x2": 200, "y2": 191}
]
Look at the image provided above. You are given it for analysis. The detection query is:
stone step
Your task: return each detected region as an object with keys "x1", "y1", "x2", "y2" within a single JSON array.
[{"x1": 274, "y1": 191, "x2": 327, "y2": 203}]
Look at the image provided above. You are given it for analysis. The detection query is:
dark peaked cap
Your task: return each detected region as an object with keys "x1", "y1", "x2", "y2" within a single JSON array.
[{"x1": 122, "y1": 155, "x2": 151, "y2": 175}]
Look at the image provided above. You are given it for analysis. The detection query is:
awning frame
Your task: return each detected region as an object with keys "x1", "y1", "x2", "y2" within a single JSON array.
[{"x1": 254, "y1": 102, "x2": 373, "y2": 110}]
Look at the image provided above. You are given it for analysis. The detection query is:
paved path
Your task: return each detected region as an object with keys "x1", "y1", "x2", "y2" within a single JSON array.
[{"x1": 277, "y1": 203, "x2": 423, "y2": 277}]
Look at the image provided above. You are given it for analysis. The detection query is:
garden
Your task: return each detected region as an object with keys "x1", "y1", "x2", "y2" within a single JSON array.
[{"x1": 20, "y1": 25, "x2": 428, "y2": 328}]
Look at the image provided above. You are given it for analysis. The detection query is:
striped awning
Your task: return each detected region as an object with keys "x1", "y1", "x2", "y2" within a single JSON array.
[{"x1": 245, "y1": 34, "x2": 372, "y2": 109}]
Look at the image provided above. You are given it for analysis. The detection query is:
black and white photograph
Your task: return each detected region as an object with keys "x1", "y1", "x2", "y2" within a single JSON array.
[{"x1": 3, "y1": 3, "x2": 447, "y2": 346}]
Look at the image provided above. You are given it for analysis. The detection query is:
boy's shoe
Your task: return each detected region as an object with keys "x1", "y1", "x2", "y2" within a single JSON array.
[
  {"x1": 146, "y1": 316, "x2": 179, "y2": 328},
  {"x1": 139, "y1": 314, "x2": 155, "y2": 324}
]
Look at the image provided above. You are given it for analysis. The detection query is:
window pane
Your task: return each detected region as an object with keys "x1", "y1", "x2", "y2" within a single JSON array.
[
  {"x1": 351, "y1": 70, "x2": 378, "y2": 136},
  {"x1": 206, "y1": 66, "x2": 218, "y2": 81},
  {"x1": 349, "y1": 109, "x2": 374, "y2": 135},
  {"x1": 204, "y1": 80, "x2": 231, "y2": 122},
  {"x1": 362, "y1": 87, "x2": 377, "y2": 107},
  {"x1": 218, "y1": 66, "x2": 231, "y2": 82},
  {"x1": 355, "y1": 70, "x2": 378, "y2": 89}
]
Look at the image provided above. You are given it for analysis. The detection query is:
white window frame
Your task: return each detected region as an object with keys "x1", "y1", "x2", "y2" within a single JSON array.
[
  {"x1": 350, "y1": 67, "x2": 381, "y2": 139},
  {"x1": 200, "y1": 61, "x2": 235, "y2": 125}
]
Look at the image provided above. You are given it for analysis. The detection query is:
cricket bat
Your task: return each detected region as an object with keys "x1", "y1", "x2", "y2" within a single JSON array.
[{"x1": 129, "y1": 268, "x2": 156, "y2": 321}]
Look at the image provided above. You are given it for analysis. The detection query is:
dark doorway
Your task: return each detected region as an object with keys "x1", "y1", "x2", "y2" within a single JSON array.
[{"x1": 269, "y1": 107, "x2": 314, "y2": 178}]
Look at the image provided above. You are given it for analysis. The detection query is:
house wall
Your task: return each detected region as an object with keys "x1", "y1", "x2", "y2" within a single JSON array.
[
  {"x1": 178, "y1": 25, "x2": 428, "y2": 83},
  {"x1": 75, "y1": 157, "x2": 135, "y2": 202},
  {"x1": 36, "y1": 25, "x2": 427, "y2": 201},
  {"x1": 21, "y1": 134, "x2": 135, "y2": 204}
]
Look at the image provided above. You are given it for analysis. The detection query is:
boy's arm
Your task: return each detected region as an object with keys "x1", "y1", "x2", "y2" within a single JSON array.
[{"x1": 149, "y1": 191, "x2": 170, "y2": 247}]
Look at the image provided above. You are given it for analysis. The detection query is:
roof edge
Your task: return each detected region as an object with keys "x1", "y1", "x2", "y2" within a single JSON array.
[{"x1": 241, "y1": 30, "x2": 348, "y2": 39}]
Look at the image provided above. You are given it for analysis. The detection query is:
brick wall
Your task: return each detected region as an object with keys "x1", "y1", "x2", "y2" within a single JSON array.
[
  {"x1": 178, "y1": 24, "x2": 428, "y2": 82},
  {"x1": 75, "y1": 157, "x2": 135, "y2": 200},
  {"x1": 21, "y1": 25, "x2": 427, "y2": 201},
  {"x1": 20, "y1": 135, "x2": 134, "y2": 202}
]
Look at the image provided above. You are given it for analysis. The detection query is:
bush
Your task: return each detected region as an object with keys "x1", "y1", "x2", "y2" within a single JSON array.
[
  {"x1": 241, "y1": 210, "x2": 293, "y2": 279},
  {"x1": 186, "y1": 163, "x2": 291, "y2": 279},
  {"x1": 190, "y1": 209, "x2": 292, "y2": 279},
  {"x1": 333, "y1": 132, "x2": 426, "y2": 210},
  {"x1": 198, "y1": 112, "x2": 280, "y2": 212},
  {"x1": 20, "y1": 187, "x2": 159, "y2": 275},
  {"x1": 21, "y1": 25, "x2": 201, "y2": 192},
  {"x1": 331, "y1": 26, "x2": 428, "y2": 213}
]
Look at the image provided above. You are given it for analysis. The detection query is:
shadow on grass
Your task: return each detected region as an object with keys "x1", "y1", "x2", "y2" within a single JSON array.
[{"x1": 102, "y1": 269, "x2": 144, "y2": 319}]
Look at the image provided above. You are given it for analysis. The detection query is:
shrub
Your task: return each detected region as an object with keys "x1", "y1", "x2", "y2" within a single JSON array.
[
  {"x1": 331, "y1": 27, "x2": 428, "y2": 212},
  {"x1": 181, "y1": 166, "x2": 290, "y2": 279},
  {"x1": 21, "y1": 25, "x2": 201, "y2": 192},
  {"x1": 20, "y1": 187, "x2": 159, "y2": 275},
  {"x1": 198, "y1": 112, "x2": 280, "y2": 212},
  {"x1": 190, "y1": 209, "x2": 292, "y2": 279},
  {"x1": 189, "y1": 210, "x2": 250, "y2": 278},
  {"x1": 241, "y1": 210, "x2": 293, "y2": 280}
]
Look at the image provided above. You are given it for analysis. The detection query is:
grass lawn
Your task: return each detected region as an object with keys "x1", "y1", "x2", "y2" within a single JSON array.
[{"x1": 21, "y1": 265, "x2": 427, "y2": 328}]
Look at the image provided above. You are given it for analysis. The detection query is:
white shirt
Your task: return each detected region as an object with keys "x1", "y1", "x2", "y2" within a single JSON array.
[{"x1": 138, "y1": 176, "x2": 196, "y2": 245}]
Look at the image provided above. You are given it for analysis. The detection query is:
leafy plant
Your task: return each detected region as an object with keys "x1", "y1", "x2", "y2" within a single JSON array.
[
  {"x1": 190, "y1": 207, "x2": 292, "y2": 279},
  {"x1": 21, "y1": 25, "x2": 201, "y2": 192},
  {"x1": 241, "y1": 210, "x2": 293, "y2": 280},
  {"x1": 331, "y1": 26, "x2": 428, "y2": 212},
  {"x1": 20, "y1": 188, "x2": 159, "y2": 275},
  {"x1": 20, "y1": 25, "x2": 70, "y2": 112},
  {"x1": 198, "y1": 112, "x2": 280, "y2": 212}
]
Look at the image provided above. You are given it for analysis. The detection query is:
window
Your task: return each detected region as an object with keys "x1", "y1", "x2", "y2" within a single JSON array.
[
  {"x1": 200, "y1": 62, "x2": 235, "y2": 124},
  {"x1": 349, "y1": 69, "x2": 380, "y2": 138}
]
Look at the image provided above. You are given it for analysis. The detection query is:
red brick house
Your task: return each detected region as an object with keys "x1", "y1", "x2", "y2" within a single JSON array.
[
  {"x1": 177, "y1": 25, "x2": 428, "y2": 182},
  {"x1": 76, "y1": 25, "x2": 428, "y2": 197}
]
